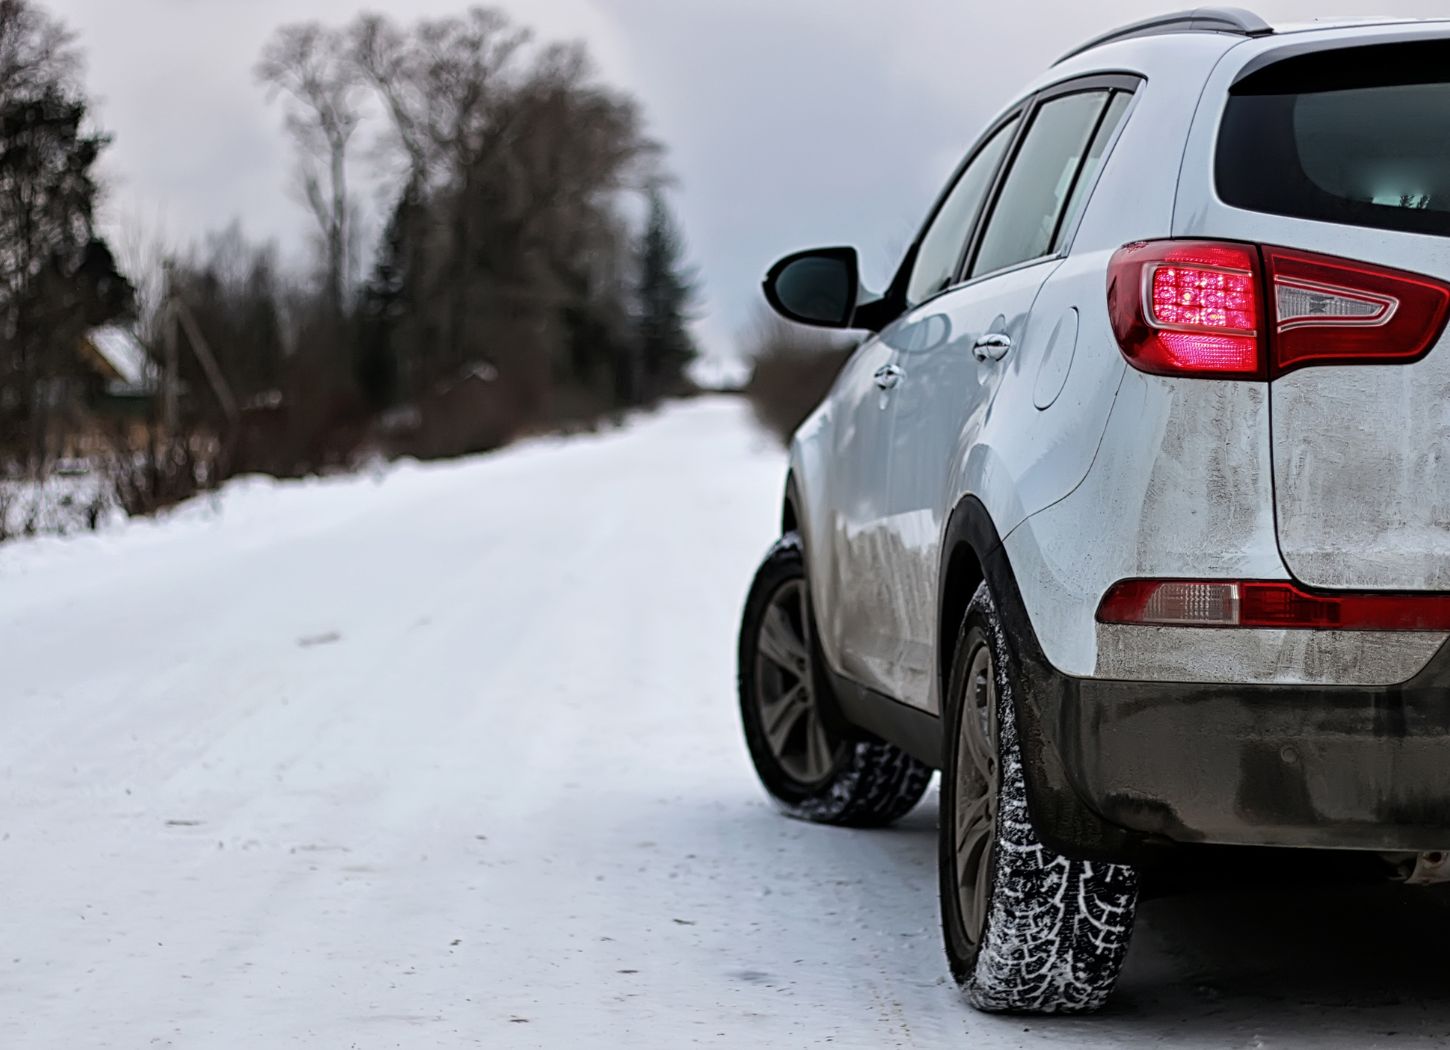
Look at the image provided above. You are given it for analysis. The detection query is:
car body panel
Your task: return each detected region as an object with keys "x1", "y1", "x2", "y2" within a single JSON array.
[
  {"x1": 878, "y1": 259, "x2": 1060, "y2": 709},
  {"x1": 1004, "y1": 365, "x2": 1298, "y2": 678}
]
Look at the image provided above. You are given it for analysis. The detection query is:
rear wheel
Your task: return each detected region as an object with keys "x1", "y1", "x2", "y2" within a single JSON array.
[
  {"x1": 738, "y1": 534, "x2": 931, "y2": 826},
  {"x1": 940, "y1": 582, "x2": 1139, "y2": 1013}
]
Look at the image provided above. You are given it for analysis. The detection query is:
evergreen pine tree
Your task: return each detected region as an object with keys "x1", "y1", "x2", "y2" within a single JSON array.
[
  {"x1": 0, "y1": 87, "x2": 130, "y2": 468},
  {"x1": 356, "y1": 179, "x2": 423, "y2": 409},
  {"x1": 634, "y1": 188, "x2": 698, "y2": 402}
]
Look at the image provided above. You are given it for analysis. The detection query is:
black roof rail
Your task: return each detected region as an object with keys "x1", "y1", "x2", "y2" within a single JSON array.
[{"x1": 1054, "y1": 7, "x2": 1273, "y2": 65}]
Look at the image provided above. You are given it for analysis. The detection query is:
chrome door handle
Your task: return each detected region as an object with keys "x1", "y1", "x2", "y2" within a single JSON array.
[
  {"x1": 973, "y1": 333, "x2": 1012, "y2": 362},
  {"x1": 873, "y1": 364, "x2": 904, "y2": 390}
]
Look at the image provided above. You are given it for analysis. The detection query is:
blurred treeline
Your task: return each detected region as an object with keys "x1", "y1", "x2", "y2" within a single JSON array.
[{"x1": 0, "y1": 0, "x2": 698, "y2": 531}]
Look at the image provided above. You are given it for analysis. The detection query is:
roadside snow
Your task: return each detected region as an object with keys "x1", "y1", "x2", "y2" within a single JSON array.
[{"x1": 4, "y1": 396, "x2": 1450, "y2": 1048}]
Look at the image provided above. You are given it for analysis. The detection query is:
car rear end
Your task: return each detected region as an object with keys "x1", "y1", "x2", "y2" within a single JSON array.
[
  {"x1": 1179, "y1": 23, "x2": 1450, "y2": 593},
  {"x1": 1007, "y1": 20, "x2": 1450, "y2": 859}
]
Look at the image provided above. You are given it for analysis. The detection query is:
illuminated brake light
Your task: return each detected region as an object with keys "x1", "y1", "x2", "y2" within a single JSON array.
[
  {"x1": 1150, "y1": 263, "x2": 1257, "y2": 332},
  {"x1": 1108, "y1": 241, "x2": 1263, "y2": 378},
  {"x1": 1098, "y1": 579, "x2": 1450, "y2": 632},
  {"x1": 1110, "y1": 241, "x2": 1450, "y2": 379}
]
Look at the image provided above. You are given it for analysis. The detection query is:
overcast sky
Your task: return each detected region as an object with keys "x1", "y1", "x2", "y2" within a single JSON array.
[{"x1": 42, "y1": 0, "x2": 1450, "y2": 367}]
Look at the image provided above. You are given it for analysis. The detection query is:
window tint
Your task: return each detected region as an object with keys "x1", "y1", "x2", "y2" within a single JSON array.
[
  {"x1": 906, "y1": 116, "x2": 1019, "y2": 305},
  {"x1": 971, "y1": 91, "x2": 1111, "y2": 278},
  {"x1": 1218, "y1": 41, "x2": 1450, "y2": 237}
]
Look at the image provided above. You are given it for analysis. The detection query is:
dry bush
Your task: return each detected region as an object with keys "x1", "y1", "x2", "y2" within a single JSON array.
[
  {"x1": 743, "y1": 313, "x2": 855, "y2": 445},
  {"x1": 380, "y1": 366, "x2": 528, "y2": 460},
  {"x1": 0, "y1": 477, "x2": 16, "y2": 542},
  {"x1": 101, "y1": 427, "x2": 214, "y2": 518}
]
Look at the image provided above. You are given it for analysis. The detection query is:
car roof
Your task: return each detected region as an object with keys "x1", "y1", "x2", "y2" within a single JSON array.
[
  {"x1": 1272, "y1": 17, "x2": 1450, "y2": 34},
  {"x1": 1055, "y1": 8, "x2": 1450, "y2": 68}
]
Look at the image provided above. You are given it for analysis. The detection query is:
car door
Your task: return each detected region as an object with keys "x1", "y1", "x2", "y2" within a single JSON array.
[
  {"x1": 816, "y1": 334, "x2": 902, "y2": 692},
  {"x1": 822, "y1": 112, "x2": 1024, "y2": 697},
  {"x1": 879, "y1": 83, "x2": 1134, "y2": 710}
]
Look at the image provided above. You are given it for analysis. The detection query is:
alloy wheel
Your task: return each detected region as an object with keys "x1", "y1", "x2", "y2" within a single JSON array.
[
  {"x1": 953, "y1": 640, "x2": 999, "y2": 948},
  {"x1": 752, "y1": 579, "x2": 840, "y2": 786}
]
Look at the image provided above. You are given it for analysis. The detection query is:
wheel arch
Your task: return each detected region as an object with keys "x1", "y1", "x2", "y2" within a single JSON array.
[
  {"x1": 939, "y1": 493, "x2": 1148, "y2": 864},
  {"x1": 782, "y1": 473, "x2": 800, "y2": 536},
  {"x1": 937, "y1": 495, "x2": 1004, "y2": 707}
]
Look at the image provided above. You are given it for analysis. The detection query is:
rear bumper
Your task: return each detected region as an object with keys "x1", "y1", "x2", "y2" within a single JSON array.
[
  {"x1": 1055, "y1": 664, "x2": 1450, "y2": 854},
  {"x1": 986, "y1": 545, "x2": 1450, "y2": 860}
]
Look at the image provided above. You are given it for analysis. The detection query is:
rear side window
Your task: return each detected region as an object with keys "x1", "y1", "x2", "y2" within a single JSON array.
[
  {"x1": 1218, "y1": 40, "x2": 1450, "y2": 237},
  {"x1": 970, "y1": 90, "x2": 1115, "y2": 278},
  {"x1": 1054, "y1": 92, "x2": 1132, "y2": 251}
]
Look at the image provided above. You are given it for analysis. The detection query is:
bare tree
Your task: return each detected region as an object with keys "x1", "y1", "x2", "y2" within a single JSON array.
[
  {"x1": 257, "y1": 23, "x2": 364, "y2": 318},
  {"x1": 349, "y1": 8, "x2": 531, "y2": 188},
  {"x1": 347, "y1": 14, "x2": 427, "y2": 179},
  {"x1": 349, "y1": 8, "x2": 536, "y2": 366},
  {"x1": 0, "y1": 0, "x2": 78, "y2": 99},
  {"x1": 250, "y1": 6, "x2": 687, "y2": 465},
  {"x1": 112, "y1": 210, "x2": 176, "y2": 346}
]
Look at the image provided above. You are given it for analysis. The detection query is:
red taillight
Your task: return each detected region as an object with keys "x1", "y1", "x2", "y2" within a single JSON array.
[
  {"x1": 1265, "y1": 247, "x2": 1450, "y2": 374},
  {"x1": 1098, "y1": 579, "x2": 1450, "y2": 632},
  {"x1": 1109, "y1": 241, "x2": 1263, "y2": 378},
  {"x1": 1108, "y1": 240, "x2": 1450, "y2": 379}
]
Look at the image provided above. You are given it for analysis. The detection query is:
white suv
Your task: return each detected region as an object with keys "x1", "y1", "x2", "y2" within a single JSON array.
[{"x1": 736, "y1": 9, "x2": 1450, "y2": 1015}]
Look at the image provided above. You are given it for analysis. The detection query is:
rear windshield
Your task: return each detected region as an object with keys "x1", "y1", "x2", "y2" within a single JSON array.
[{"x1": 1217, "y1": 40, "x2": 1450, "y2": 237}]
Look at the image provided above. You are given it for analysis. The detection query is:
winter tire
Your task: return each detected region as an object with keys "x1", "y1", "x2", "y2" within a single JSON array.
[
  {"x1": 738, "y1": 533, "x2": 932, "y2": 827},
  {"x1": 940, "y1": 582, "x2": 1139, "y2": 1014}
]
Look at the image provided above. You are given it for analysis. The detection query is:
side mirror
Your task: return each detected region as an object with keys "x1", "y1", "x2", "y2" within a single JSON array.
[{"x1": 763, "y1": 247, "x2": 861, "y2": 329}]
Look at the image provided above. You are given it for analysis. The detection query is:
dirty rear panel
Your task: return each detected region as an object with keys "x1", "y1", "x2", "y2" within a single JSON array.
[{"x1": 1181, "y1": 27, "x2": 1450, "y2": 591}]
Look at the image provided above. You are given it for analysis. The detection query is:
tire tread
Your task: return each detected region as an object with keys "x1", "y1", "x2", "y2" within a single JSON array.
[{"x1": 946, "y1": 584, "x2": 1139, "y2": 1014}]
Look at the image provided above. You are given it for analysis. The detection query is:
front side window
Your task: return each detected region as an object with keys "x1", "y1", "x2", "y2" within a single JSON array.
[
  {"x1": 906, "y1": 116, "x2": 1020, "y2": 306},
  {"x1": 971, "y1": 90, "x2": 1113, "y2": 278}
]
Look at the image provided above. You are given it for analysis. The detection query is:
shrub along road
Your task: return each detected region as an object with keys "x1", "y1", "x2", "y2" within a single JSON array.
[{"x1": 3, "y1": 397, "x2": 1449, "y2": 1047}]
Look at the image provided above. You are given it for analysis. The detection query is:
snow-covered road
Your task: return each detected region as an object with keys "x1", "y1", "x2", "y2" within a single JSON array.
[{"x1": 4, "y1": 396, "x2": 1450, "y2": 1048}]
